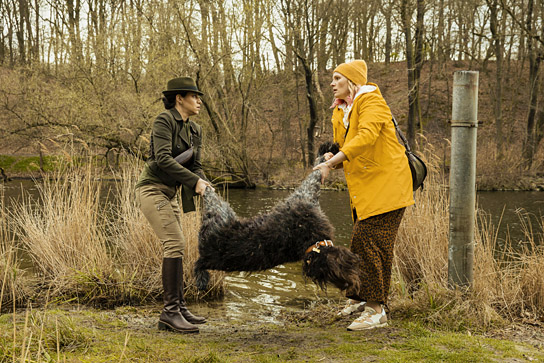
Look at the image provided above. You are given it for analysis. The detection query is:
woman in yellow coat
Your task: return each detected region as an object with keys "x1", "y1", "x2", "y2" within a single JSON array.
[{"x1": 314, "y1": 60, "x2": 414, "y2": 330}]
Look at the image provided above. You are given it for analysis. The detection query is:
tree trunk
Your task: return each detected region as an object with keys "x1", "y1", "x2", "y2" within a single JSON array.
[
  {"x1": 486, "y1": 0, "x2": 504, "y2": 155},
  {"x1": 299, "y1": 58, "x2": 319, "y2": 166},
  {"x1": 16, "y1": 0, "x2": 26, "y2": 64},
  {"x1": 317, "y1": 15, "x2": 329, "y2": 72},
  {"x1": 0, "y1": 0, "x2": 5, "y2": 64},
  {"x1": 522, "y1": 0, "x2": 543, "y2": 169},
  {"x1": 66, "y1": 0, "x2": 82, "y2": 62},
  {"x1": 266, "y1": 1, "x2": 282, "y2": 72},
  {"x1": 23, "y1": 0, "x2": 32, "y2": 63},
  {"x1": 401, "y1": 0, "x2": 417, "y2": 147},
  {"x1": 523, "y1": 0, "x2": 535, "y2": 168},
  {"x1": 216, "y1": 2, "x2": 236, "y2": 92},
  {"x1": 33, "y1": 0, "x2": 39, "y2": 63},
  {"x1": 414, "y1": 0, "x2": 425, "y2": 135},
  {"x1": 382, "y1": 1, "x2": 393, "y2": 64}
]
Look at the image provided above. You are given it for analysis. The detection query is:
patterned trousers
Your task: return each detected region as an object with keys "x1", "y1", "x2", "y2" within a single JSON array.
[{"x1": 348, "y1": 208, "x2": 405, "y2": 304}]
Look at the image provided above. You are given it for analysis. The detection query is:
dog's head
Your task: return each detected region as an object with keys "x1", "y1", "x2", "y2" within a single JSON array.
[
  {"x1": 317, "y1": 142, "x2": 340, "y2": 157},
  {"x1": 302, "y1": 244, "x2": 361, "y2": 295}
]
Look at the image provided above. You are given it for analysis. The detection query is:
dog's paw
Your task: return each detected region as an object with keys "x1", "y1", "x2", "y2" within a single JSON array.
[{"x1": 194, "y1": 267, "x2": 210, "y2": 291}]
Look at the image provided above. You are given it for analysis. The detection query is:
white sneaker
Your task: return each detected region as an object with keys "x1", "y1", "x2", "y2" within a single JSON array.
[
  {"x1": 338, "y1": 299, "x2": 366, "y2": 316},
  {"x1": 347, "y1": 306, "x2": 387, "y2": 330}
]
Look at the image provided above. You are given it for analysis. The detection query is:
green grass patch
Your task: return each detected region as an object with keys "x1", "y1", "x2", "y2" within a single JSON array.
[
  {"x1": 0, "y1": 154, "x2": 118, "y2": 175},
  {"x1": 1, "y1": 305, "x2": 542, "y2": 362},
  {"x1": 0, "y1": 154, "x2": 59, "y2": 173},
  {"x1": 0, "y1": 155, "x2": 17, "y2": 169}
]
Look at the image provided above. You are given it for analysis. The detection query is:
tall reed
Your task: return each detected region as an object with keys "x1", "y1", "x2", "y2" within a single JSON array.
[
  {"x1": 11, "y1": 160, "x2": 119, "y2": 305},
  {"x1": 514, "y1": 209, "x2": 544, "y2": 318},
  {"x1": 393, "y1": 146, "x2": 544, "y2": 330},
  {"x1": 12, "y1": 155, "x2": 224, "y2": 306},
  {"x1": 0, "y1": 187, "x2": 28, "y2": 311}
]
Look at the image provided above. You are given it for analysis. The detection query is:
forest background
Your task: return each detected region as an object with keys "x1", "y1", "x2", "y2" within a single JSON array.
[
  {"x1": 1, "y1": 0, "x2": 544, "y2": 190},
  {"x1": 2, "y1": 1, "x2": 544, "y2": 359}
]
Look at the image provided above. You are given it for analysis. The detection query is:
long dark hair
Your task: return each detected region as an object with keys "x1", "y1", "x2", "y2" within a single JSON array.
[{"x1": 161, "y1": 91, "x2": 188, "y2": 109}]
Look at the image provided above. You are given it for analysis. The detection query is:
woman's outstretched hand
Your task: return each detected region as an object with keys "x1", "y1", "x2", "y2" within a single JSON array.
[
  {"x1": 313, "y1": 163, "x2": 332, "y2": 184},
  {"x1": 195, "y1": 179, "x2": 214, "y2": 195},
  {"x1": 313, "y1": 150, "x2": 347, "y2": 183}
]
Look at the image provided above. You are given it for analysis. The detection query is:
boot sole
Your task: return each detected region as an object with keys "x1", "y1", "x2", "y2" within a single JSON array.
[
  {"x1": 347, "y1": 322, "x2": 388, "y2": 331},
  {"x1": 158, "y1": 321, "x2": 199, "y2": 334}
]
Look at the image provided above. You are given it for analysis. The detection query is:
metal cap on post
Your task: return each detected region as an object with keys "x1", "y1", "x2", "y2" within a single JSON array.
[{"x1": 448, "y1": 71, "x2": 479, "y2": 287}]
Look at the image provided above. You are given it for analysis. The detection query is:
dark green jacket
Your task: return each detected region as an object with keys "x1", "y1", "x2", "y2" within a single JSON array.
[{"x1": 136, "y1": 108, "x2": 207, "y2": 212}]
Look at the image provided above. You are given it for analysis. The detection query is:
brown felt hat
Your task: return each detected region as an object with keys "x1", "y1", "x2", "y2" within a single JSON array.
[{"x1": 162, "y1": 77, "x2": 204, "y2": 96}]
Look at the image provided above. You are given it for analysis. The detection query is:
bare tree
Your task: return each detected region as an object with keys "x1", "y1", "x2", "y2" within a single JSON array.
[
  {"x1": 519, "y1": 0, "x2": 544, "y2": 168},
  {"x1": 380, "y1": 0, "x2": 395, "y2": 64},
  {"x1": 485, "y1": 0, "x2": 504, "y2": 154},
  {"x1": 279, "y1": 0, "x2": 331, "y2": 166},
  {"x1": 401, "y1": 0, "x2": 425, "y2": 147}
]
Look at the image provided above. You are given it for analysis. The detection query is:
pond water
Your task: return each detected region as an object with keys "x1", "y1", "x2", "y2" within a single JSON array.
[{"x1": 2, "y1": 180, "x2": 544, "y2": 320}]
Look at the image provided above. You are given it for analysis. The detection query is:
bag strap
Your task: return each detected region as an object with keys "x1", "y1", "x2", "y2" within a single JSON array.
[{"x1": 392, "y1": 116, "x2": 412, "y2": 153}]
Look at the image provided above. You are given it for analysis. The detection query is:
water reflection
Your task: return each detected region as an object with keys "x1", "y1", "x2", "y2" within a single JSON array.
[
  {"x1": 477, "y1": 191, "x2": 544, "y2": 245},
  {"x1": 222, "y1": 264, "x2": 344, "y2": 322}
]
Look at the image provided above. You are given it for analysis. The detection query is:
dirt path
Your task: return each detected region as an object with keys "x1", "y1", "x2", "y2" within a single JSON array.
[{"x1": 89, "y1": 301, "x2": 544, "y2": 362}]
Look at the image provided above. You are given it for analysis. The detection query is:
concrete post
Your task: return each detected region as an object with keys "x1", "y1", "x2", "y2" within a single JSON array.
[{"x1": 448, "y1": 71, "x2": 479, "y2": 287}]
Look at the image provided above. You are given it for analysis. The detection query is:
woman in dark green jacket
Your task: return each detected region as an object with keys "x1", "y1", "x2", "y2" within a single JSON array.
[{"x1": 135, "y1": 77, "x2": 213, "y2": 334}]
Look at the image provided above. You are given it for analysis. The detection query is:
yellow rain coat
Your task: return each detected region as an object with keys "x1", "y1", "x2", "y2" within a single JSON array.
[{"x1": 332, "y1": 83, "x2": 414, "y2": 221}]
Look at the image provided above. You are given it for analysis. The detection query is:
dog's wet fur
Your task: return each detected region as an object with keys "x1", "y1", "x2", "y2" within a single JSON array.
[{"x1": 194, "y1": 142, "x2": 361, "y2": 296}]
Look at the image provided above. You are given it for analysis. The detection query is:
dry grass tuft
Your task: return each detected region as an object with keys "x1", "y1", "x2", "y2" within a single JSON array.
[
  {"x1": 1, "y1": 187, "x2": 29, "y2": 311},
  {"x1": 515, "y1": 211, "x2": 544, "y2": 319},
  {"x1": 10, "y1": 155, "x2": 224, "y2": 306},
  {"x1": 108, "y1": 159, "x2": 163, "y2": 303},
  {"x1": 11, "y1": 161, "x2": 119, "y2": 305},
  {"x1": 476, "y1": 139, "x2": 526, "y2": 190},
  {"x1": 392, "y1": 146, "x2": 544, "y2": 330}
]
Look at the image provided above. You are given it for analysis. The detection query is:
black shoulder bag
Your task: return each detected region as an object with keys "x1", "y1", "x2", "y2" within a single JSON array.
[
  {"x1": 392, "y1": 117, "x2": 427, "y2": 191},
  {"x1": 174, "y1": 145, "x2": 193, "y2": 166}
]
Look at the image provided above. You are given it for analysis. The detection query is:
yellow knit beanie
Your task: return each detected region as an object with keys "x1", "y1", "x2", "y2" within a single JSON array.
[{"x1": 334, "y1": 60, "x2": 368, "y2": 86}]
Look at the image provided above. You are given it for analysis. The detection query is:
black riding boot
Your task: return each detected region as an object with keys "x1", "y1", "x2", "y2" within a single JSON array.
[
  {"x1": 158, "y1": 258, "x2": 199, "y2": 333},
  {"x1": 179, "y1": 268, "x2": 207, "y2": 325}
]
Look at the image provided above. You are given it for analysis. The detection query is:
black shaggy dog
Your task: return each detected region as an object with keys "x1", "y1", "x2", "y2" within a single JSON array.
[{"x1": 194, "y1": 143, "x2": 362, "y2": 296}]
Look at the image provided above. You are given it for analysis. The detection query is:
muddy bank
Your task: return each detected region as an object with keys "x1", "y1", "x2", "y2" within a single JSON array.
[{"x1": 4, "y1": 300, "x2": 542, "y2": 362}]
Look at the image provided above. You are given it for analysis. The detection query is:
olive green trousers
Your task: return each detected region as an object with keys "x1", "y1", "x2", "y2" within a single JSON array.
[{"x1": 135, "y1": 183, "x2": 186, "y2": 258}]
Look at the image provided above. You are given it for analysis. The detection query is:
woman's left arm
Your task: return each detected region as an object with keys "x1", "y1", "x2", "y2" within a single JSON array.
[{"x1": 340, "y1": 94, "x2": 390, "y2": 162}]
